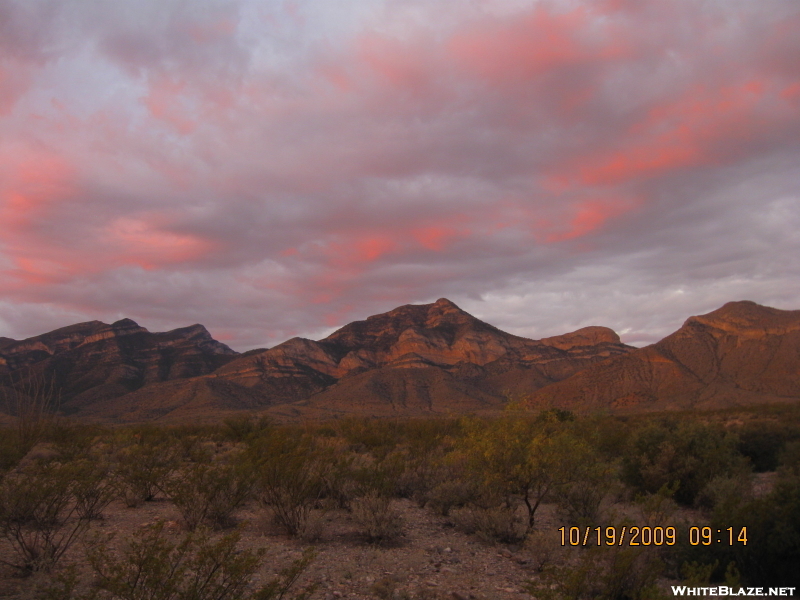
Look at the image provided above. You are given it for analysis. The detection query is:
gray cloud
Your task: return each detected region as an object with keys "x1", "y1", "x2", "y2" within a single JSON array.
[{"x1": 0, "y1": 0, "x2": 799, "y2": 350}]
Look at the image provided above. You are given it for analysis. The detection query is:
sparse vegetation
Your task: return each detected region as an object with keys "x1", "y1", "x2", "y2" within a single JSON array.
[
  {"x1": 1, "y1": 405, "x2": 799, "y2": 597},
  {"x1": 0, "y1": 368, "x2": 61, "y2": 457},
  {"x1": 248, "y1": 429, "x2": 326, "y2": 537},
  {"x1": 163, "y1": 458, "x2": 255, "y2": 530},
  {"x1": 0, "y1": 461, "x2": 91, "y2": 573}
]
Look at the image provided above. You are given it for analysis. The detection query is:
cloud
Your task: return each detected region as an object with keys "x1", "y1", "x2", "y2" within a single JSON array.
[{"x1": 0, "y1": 0, "x2": 798, "y2": 350}]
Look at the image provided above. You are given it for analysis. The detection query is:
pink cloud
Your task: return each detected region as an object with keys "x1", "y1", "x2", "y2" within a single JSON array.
[
  {"x1": 187, "y1": 18, "x2": 237, "y2": 44},
  {"x1": 357, "y1": 34, "x2": 434, "y2": 94},
  {"x1": 143, "y1": 75, "x2": 197, "y2": 135},
  {"x1": 547, "y1": 79, "x2": 796, "y2": 188},
  {"x1": 411, "y1": 224, "x2": 465, "y2": 251},
  {"x1": 0, "y1": 150, "x2": 76, "y2": 233},
  {"x1": 104, "y1": 215, "x2": 218, "y2": 270},
  {"x1": 543, "y1": 198, "x2": 640, "y2": 243},
  {"x1": 448, "y1": 4, "x2": 628, "y2": 88}
]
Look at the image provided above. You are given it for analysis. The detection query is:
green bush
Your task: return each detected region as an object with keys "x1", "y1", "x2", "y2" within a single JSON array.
[
  {"x1": 621, "y1": 419, "x2": 748, "y2": 506},
  {"x1": 713, "y1": 472, "x2": 800, "y2": 586},
  {"x1": 527, "y1": 541, "x2": 666, "y2": 600},
  {"x1": 735, "y1": 420, "x2": 800, "y2": 472},
  {"x1": 457, "y1": 416, "x2": 595, "y2": 535}
]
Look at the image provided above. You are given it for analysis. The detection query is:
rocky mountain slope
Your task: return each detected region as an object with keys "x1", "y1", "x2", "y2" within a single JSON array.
[
  {"x1": 211, "y1": 298, "x2": 631, "y2": 418},
  {"x1": 2, "y1": 298, "x2": 798, "y2": 422},
  {"x1": 0, "y1": 299, "x2": 632, "y2": 421},
  {"x1": 526, "y1": 301, "x2": 800, "y2": 412},
  {"x1": 0, "y1": 319, "x2": 236, "y2": 416}
]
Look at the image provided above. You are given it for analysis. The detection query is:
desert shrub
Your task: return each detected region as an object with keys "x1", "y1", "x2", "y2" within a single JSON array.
[
  {"x1": 221, "y1": 414, "x2": 273, "y2": 443},
  {"x1": 164, "y1": 458, "x2": 255, "y2": 530},
  {"x1": 527, "y1": 541, "x2": 666, "y2": 600},
  {"x1": 349, "y1": 453, "x2": 403, "y2": 500},
  {"x1": 113, "y1": 437, "x2": 180, "y2": 507},
  {"x1": 714, "y1": 471, "x2": 799, "y2": 586},
  {"x1": 70, "y1": 459, "x2": 116, "y2": 520},
  {"x1": 524, "y1": 529, "x2": 569, "y2": 573},
  {"x1": 175, "y1": 434, "x2": 214, "y2": 464},
  {"x1": 350, "y1": 492, "x2": 405, "y2": 544},
  {"x1": 779, "y1": 440, "x2": 800, "y2": 474},
  {"x1": 0, "y1": 428, "x2": 27, "y2": 473},
  {"x1": 336, "y1": 417, "x2": 401, "y2": 459},
  {"x1": 735, "y1": 419, "x2": 800, "y2": 472},
  {"x1": 78, "y1": 522, "x2": 316, "y2": 600},
  {"x1": 621, "y1": 418, "x2": 749, "y2": 506},
  {"x1": 635, "y1": 485, "x2": 679, "y2": 529},
  {"x1": 551, "y1": 452, "x2": 616, "y2": 527},
  {"x1": 452, "y1": 504, "x2": 526, "y2": 544},
  {"x1": 318, "y1": 454, "x2": 358, "y2": 510},
  {"x1": 0, "y1": 368, "x2": 61, "y2": 456},
  {"x1": 425, "y1": 474, "x2": 481, "y2": 517},
  {"x1": 536, "y1": 408, "x2": 576, "y2": 423},
  {"x1": 457, "y1": 416, "x2": 595, "y2": 534},
  {"x1": 0, "y1": 461, "x2": 91, "y2": 573},
  {"x1": 249, "y1": 430, "x2": 324, "y2": 537},
  {"x1": 671, "y1": 462, "x2": 800, "y2": 586},
  {"x1": 48, "y1": 422, "x2": 105, "y2": 462},
  {"x1": 694, "y1": 474, "x2": 752, "y2": 513}
]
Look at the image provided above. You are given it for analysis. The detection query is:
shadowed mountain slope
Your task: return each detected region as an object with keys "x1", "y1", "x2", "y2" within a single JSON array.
[{"x1": 0, "y1": 319, "x2": 237, "y2": 415}]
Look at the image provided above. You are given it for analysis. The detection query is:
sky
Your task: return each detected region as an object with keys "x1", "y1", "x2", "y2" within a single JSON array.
[{"x1": 1, "y1": 0, "x2": 799, "y2": 351}]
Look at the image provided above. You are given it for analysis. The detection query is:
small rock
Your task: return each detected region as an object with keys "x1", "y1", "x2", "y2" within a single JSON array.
[{"x1": 450, "y1": 593, "x2": 469, "y2": 600}]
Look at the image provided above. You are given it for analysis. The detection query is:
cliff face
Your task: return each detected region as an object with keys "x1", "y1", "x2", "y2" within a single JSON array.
[
  {"x1": 0, "y1": 319, "x2": 237, "y2": 413},
  {"x1": 526, "y1": 301, "x2": 800, "y2": 412}
]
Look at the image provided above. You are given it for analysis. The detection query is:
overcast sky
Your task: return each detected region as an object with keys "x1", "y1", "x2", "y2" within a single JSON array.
[{"x1": 1, "y1": 0, "x2": 799, "y2": 351}]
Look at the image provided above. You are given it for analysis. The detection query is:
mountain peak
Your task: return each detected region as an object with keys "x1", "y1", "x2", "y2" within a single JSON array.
[
  {"x1": 685, "y1": 301, "x2": 800, "y2": 334},
  {"x1": 432, "y1": 298, "x2": 460, "y2": 310},
  {"x1": 112, "y1": 318, "x2": 143, "y2": 330},
  {"x1": 541, "y1": 326, "x2": 622, "y2": 350}
]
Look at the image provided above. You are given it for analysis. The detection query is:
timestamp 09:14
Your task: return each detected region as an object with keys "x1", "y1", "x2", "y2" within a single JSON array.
[{"x1": 558, "y1": 526, "x2": 748, "y2": 547}]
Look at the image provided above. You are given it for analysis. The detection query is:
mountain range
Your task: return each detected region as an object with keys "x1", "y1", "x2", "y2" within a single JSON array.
[{"x1": 1, "y1": 298, "x2": 798, "y2": 423}]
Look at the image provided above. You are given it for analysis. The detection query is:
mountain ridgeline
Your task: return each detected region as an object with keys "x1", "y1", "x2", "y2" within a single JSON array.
[{"x1": 1, "y1": 299, "x2": 798, "y2": 422}]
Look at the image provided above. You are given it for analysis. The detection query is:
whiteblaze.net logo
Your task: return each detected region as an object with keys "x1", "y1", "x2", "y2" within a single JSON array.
[{"x1": 672, "y1": 587, "x2": 796, "y2": 597}]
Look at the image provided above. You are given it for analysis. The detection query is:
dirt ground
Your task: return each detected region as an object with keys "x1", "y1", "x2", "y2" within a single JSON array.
[{"x1": 0, "y1": 493, "x2": 568, "y2": 600}]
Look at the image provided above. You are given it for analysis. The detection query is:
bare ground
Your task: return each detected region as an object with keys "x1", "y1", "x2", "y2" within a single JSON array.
[{"x1": 0, "y1": 493, "x2": 565, "y2": 600}]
